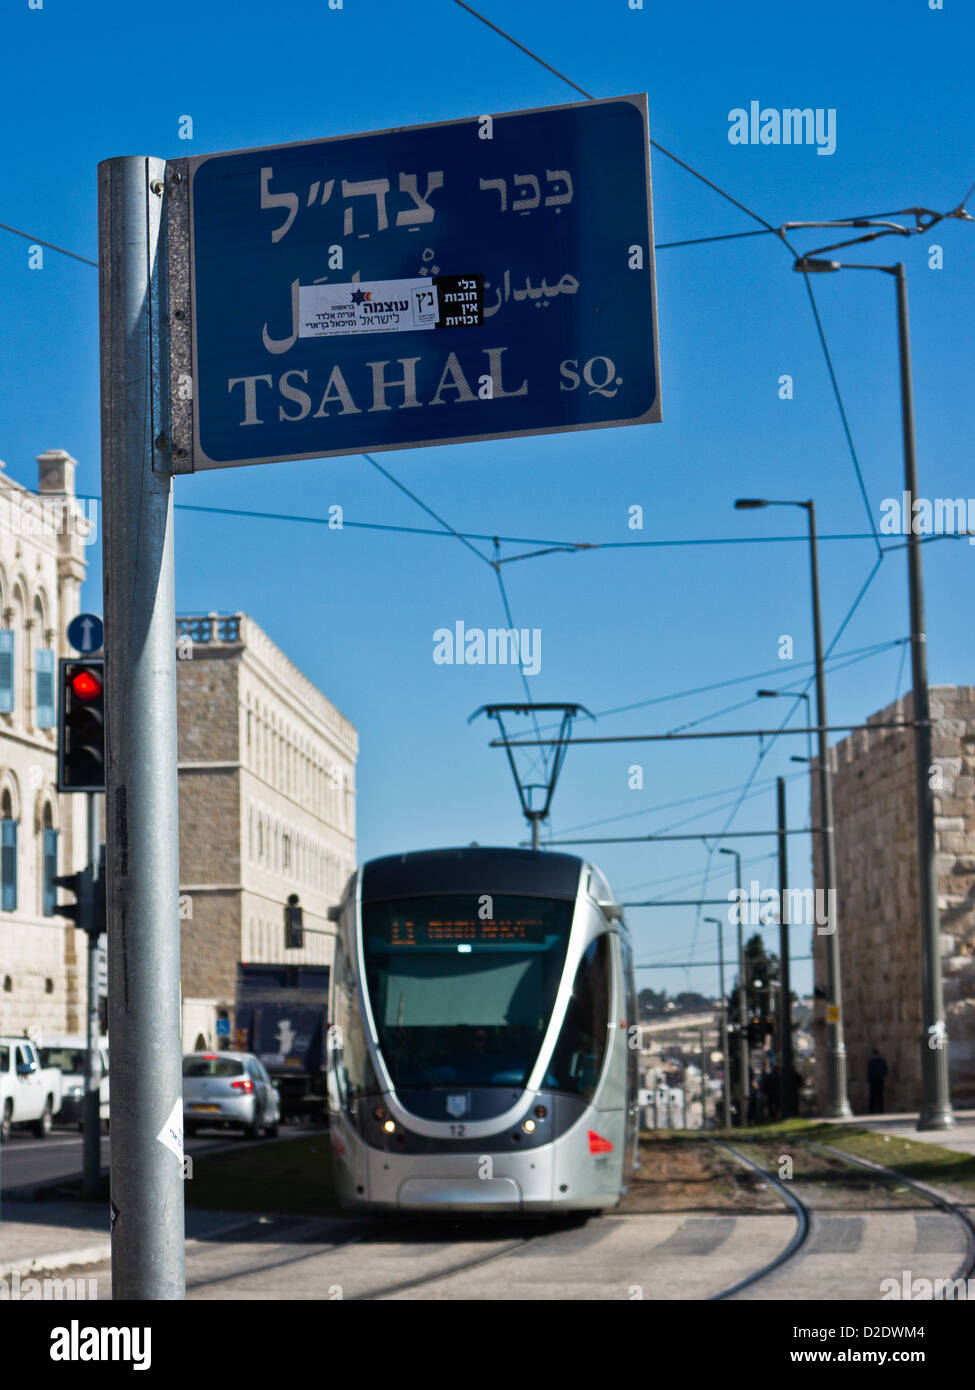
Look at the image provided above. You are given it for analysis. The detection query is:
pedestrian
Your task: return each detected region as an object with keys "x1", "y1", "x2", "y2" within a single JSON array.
[{"x1": 867, "y1": 1046, "x2": 888, "y2": 1113}]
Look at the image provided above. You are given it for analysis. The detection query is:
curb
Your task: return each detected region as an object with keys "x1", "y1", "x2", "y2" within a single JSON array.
[{"x1": 0, "y1": 1241, "x2": 111, "y2": 1279}]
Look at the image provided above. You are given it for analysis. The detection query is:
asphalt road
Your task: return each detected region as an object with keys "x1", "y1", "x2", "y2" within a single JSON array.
[{"x1": 0, "y1": 1120, "x2": 317, "y2": 1195}]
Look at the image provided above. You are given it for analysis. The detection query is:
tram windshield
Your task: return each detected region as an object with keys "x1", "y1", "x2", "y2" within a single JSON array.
[{"x1": 362, "y1": 894, "x2": 574, "y2": 1088}]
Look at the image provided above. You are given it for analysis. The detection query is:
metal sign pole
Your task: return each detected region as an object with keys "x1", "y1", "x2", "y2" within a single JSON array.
[{"x1": 98, "y1": 154, "x2": 184, "y2": 1299}]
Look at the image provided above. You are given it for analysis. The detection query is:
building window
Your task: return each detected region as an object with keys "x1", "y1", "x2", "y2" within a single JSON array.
[
  {"x1": 1, "y1": 794, "x2": 17, "y2": 912},
  {"x1": 42, "y1": 824, "x2": 58, "y2": 917},
  {"x1": 35, "y1": 648, "x2": 55, "y2": 728},
  {"x1": 0, "y1": 631, "x2": 13, "y2": 714},
  {"x1": 257, "y1": 817, "x2": 264, "y2": 862},
  {"x1": 282, "y1": 834, "x2": 291, "y2": 872}
]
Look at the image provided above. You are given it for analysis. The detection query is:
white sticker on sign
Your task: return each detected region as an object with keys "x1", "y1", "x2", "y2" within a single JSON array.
[
  {"x1": 156, "y1": 1098, "x2": 184, "y2": 1164},
  {"x1": 299, "y1": 278, "x2": 440, "y2": 337}
]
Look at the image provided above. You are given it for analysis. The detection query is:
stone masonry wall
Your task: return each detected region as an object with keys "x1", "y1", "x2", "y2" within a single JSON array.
[
  {"x1": 177, "y1": 655, "x2": 241, "y2": 1002},
  {"x1": 178, "y1": 890, "x2": 239, "y2": 1003},
  {"x1": 812, "y1": 687, "x2": 975, "y2": 1114},
  {"x1": 177, "y1": 653, "x2": 239, "y2": 764}
]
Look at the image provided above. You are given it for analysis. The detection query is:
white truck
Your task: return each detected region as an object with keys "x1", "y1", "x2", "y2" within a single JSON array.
[{"x1": 0, "y1": 1036, "x2": 63, "y2": 1141}]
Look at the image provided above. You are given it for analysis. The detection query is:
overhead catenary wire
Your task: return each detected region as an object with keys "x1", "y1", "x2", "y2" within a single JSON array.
[
  {"x1": 360, "y1": 455, "x2": 551, "y2": 780},
  {"x1": 0, "y1": 220, "x2": 98, "y2": 267},
  {"x1": 166, "y1": 504, "x2": 975, "y2": 552}
]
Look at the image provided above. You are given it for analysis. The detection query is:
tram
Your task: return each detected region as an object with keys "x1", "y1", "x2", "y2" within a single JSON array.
[{"x1": 326, "y1": 845, "x2": 640, "y2": 1213}]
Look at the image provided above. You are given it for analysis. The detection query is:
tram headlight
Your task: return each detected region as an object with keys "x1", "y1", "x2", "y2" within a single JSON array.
[
  {"x1": 533, "y1": 1105, "x2": 547, "y2": 1120},
  {"x1": 383, "y1": 1119, "x2": 396, "y2": 1134},
  {"x1": 374, "y1": 1105, "x2": 386, "y2": 1121},
  {"x1": 522, "y1": 1119, "x2": 536, "y2": 1134}
]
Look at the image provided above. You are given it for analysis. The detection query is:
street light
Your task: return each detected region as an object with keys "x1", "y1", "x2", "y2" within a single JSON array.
[
  {"x1": 758, "y1": 689, "x2": 814, "y2": 763},
  {"x1": 704, "y1": 916, "x2": 733, "y2": 1127},
  {"x1": 791, "y1": 255, "x2": 953, "y2": 1133},
  {"x1": 718, "y1": 847, "x2": 751, "y2": 1126},
  {"x1": 734, "y1": 496, "x2": 852, "y2": 1118}
]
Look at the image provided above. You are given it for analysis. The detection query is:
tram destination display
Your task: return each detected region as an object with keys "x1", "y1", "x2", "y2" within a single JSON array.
[{"x1": 386, "y1": 916, "x2": 546, "y2": 946}]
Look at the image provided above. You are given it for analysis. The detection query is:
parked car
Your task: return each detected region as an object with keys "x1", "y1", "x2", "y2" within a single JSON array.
[
  {"x1": 38, "y1": 1036, "x2": 110, "y2": 1130},
  {"x1": 182, "y1": 1051, "x2": 280, "y2": 1139},
  {"x1": 0, "y1": 1037, "x2": 63, "y2": 1141}
]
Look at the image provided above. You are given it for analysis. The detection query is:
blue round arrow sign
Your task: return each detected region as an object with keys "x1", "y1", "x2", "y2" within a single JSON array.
[{"x1": 67, "y1": 612, "x2": 104, "y2": 654}]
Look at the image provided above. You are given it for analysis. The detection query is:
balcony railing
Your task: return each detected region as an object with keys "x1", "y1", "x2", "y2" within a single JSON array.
[{"x1": 176, "y1": 614, "x2": 242, "y2": 645}]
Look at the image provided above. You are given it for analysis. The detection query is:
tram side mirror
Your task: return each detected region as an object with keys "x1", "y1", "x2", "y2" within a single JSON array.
[
  {"x1": 597, "y1": 899, "x2": 623, "y2": 922},
  {"x1": 327, "y1": 905, "x2": 342, "y2": 922}
]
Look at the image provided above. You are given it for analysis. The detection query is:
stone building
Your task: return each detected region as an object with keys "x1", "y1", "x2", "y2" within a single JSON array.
[
  {"x1": 176, "y1": 612, "x2": 357, "y2": 1049},
  {"x1": 811, "y1": 687, "x2": 975, "y2": 1113},
  {"x1": 0, "y1": 449, "x2": 96, "y2": 1040}
]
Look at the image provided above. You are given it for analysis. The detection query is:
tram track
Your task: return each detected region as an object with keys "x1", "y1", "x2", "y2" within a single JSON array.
[
  {"x1": 183, "y1": 1219, "x2": 368, "y2": 1293},
  {"x1": 182, "y1": 1213, "x2": 577, "y2": 1300},
  {"x1": 96, "y1": 1130, "x2": 975, "y2": 1300},
  {"x1": 351, "y1": 1231, "x2": 538, "y2": 1301},
  {"x1": 709, "y1": 1140, "x2": 811, "y2": 1299},
  {"x1": 802, "y1": 1139, "x2": 975, "y2": 1280},
  {"x1": 707, "y1": 1134, "x2": 975, "y2": 1301}
]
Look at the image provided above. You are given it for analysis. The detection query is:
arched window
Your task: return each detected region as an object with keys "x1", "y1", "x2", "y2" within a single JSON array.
[
  {"x1": 33, "y1": 595, "x2": 54, "y2": 729},
  {"x1": 11, "y1": 584, "x2": 27, "y2": 722},
  {"x1": 0, "y1": 578, "x2": 13, "y2": 715},
  {"x1": 41, "y1": 801, "x2": 58, "y2": 917},
  {"x1": 1, "y1": 787, "x2": 18, "y2": 912}
]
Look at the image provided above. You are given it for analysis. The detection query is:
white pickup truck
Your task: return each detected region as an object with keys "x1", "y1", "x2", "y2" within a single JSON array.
[{"x1": 0, "y1": 1037, "x2": 63, "y2": 1141}]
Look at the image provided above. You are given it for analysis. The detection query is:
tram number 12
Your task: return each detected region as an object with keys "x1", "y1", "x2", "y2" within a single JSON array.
[{"x1": 449, "y1": 1124, "x2": 466, "y2": 1137}]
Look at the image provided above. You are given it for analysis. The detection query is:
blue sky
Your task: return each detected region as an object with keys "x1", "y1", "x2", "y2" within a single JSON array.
[{"x1": 1, "y1": 0, "x2": 973, "y2": 999}]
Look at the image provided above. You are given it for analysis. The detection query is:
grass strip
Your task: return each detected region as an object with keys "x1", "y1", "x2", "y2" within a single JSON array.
[{"x1": 183, "y1": 1134, "x2": 340, "y2": 1216}]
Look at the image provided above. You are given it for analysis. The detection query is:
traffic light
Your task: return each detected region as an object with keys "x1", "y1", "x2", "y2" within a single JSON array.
[
  {"x1": 58, "y1": 659, "x2": 105, "y2": 792},
  {"x1": 748, "y1": 1016, "x2": 774, "y2": 1044},
  {"x1": 284, "y1": 893, "x2": 303, "y2": 949},
  {"x1": 52, "y1": 857, "x2": 106, "y2": 935},
  {"x1": 53, "y1": 870, "x2": 85, "y2": 925}
]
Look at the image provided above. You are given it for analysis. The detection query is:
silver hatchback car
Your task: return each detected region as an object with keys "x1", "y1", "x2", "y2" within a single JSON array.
[{"x1": 182, "y1": 1051, "x2": 280, "y2": 1139}]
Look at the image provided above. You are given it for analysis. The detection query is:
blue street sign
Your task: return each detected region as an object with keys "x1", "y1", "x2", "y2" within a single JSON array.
[
  {"x1": 67, "y1": 612, "x2": 104, "y2": 654},
  {"x1": 215, "y1": 1017, "x2": 231, "y2": 1038},
  {"x1": 181, "y1": 95, "x2": 660, "y2": 471}
]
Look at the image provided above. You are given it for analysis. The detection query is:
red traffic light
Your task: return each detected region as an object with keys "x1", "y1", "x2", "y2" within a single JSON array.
[{"x1": 71, "y1": 670, "x2": 102, "y2": 700}]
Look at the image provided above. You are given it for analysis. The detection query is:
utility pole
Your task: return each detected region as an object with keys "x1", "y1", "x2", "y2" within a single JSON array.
[
  {"x1": 699, "y1": 1028, "x2": 708, "y2": 1130},
  {"x1": 99, "y1": 154, "x2": 185, "y2": 1299},
  {"x1": 777, "y1": 778, "x2": 796, "y2": 1119},
  {"x1": 894, "y1": 265, "x2": 954, "y2": 1131},
  {"x1": 806, "y1": 503, "x2": 853, "y2": 1118},
  {"x1": 717, "y1": 921, "x2": 731, "y2": 1128},
  {"x1": 705, "y1": 916, "x2": 733, "y2": 1128},
  {"x1": 721, "y1": 849, "x2": 751, "y2": 1125},
  {"x1": 792, "y1": 240, "x2": 955, "y2": 1130}
]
